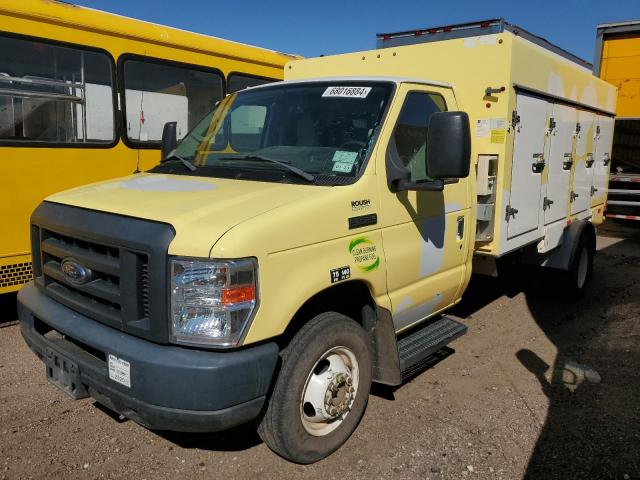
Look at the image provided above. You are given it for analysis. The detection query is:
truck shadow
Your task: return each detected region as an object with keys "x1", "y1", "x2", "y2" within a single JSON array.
[
  {"x1": 453, "y1": 224, "x2": 640, "y2": 479},
  {"x1": 155, "y1": 422, "x2": 263, "y2": 452}
]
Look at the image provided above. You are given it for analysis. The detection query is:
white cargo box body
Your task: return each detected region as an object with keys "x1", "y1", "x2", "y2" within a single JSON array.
[{"x1": 287, "y1": 19, "x2": 617, "y2": 258}]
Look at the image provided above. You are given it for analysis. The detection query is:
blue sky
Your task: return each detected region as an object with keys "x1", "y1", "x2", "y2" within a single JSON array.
[{"x1": 76, "y1": 0, "x2": 638, "y2": 63}]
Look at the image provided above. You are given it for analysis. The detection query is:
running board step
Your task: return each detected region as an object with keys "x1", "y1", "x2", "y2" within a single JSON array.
[{"x1": 398, "y1": 316, "x2": 467, "y2": 373}]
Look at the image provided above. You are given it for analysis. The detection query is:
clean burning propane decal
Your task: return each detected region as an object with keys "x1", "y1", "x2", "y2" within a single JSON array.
[{"x1": 348, "y1": 236, "x2": 380, "y2": 272}]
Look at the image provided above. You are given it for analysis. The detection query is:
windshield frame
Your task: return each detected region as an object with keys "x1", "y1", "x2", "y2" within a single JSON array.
[{"x1": 150, "y1": 79, "x2": 397, "y2": 186}]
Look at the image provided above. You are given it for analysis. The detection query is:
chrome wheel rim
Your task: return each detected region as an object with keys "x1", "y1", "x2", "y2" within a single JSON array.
[{"x1": 300, "y1": 346, "x2": 360, "y2": 437}]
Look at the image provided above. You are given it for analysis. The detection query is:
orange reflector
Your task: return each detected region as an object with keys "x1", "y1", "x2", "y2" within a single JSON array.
[{"x1": 222, "y1": 285, "x2": 256, "y2": 305}]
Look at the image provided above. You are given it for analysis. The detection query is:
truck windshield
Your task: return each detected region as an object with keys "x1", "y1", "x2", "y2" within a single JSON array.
[{"x1": 154, "y1": 81, "x2": 393, "y2": 184}]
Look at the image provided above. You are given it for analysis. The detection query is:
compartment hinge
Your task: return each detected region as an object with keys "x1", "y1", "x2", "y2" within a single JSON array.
[{"x1": 511, "y1": 110, "x2": 520, "y2": 129}]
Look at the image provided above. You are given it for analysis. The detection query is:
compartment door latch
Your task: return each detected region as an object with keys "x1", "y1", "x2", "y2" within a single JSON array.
[
  {"x1": 505, "y1": 205, "x2": 519, "y2": 221},
  {"x1": 531, "y1": 153, "x2": 546, "y2": 173}
]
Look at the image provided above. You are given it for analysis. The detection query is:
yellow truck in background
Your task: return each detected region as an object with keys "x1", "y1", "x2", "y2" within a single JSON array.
[
  {"x1": 594, "y1": 20, "x2": 640, "y2": 220},
  {"x1": 18, "y1": 20, "x2": 616, "y2": 463}
]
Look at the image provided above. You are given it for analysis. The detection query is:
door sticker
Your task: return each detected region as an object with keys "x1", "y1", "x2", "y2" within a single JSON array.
[{"x1": 348, "y1": 236, "x2": 380, "y2": 272}]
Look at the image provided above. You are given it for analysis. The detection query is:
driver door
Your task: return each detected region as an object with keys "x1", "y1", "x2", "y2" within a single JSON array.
[{"x1": 377, "y1": 84, "x2": 471, "y2": 332}]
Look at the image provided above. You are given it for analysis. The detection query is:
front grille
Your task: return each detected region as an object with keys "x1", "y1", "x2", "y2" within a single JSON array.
[
  {"x1": 0, "y1": 261, "x2": 33, "y2": 289},
  {"x1": 31, "y1": 202, "x2": 175, "y2": 343},
  {"x1": 40, "y1": 229, "x2": 148, "y2": 329}
]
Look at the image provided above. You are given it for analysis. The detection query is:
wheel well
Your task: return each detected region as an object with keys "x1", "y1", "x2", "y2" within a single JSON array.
[
  {"x1": 278, "y1": 281, "x2": 375, "y2": 347},
  {"x1": 277, "y1": 281, "x2": 402, "y2": 385}
]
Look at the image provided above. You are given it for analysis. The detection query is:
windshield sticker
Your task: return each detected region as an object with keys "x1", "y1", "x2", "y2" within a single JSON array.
[
  {"x1": 332, "y1": 150, "x2": 358, "y2": 164},
  {"x1": 333, "y1": 162, "x2": 354, "y2": 173},
  {"x1": 349, "y1": 236, "x2": 380, "y2": 272},
  {"x1": 322, "y1": 86, "x2": 372, "y2": 99}
]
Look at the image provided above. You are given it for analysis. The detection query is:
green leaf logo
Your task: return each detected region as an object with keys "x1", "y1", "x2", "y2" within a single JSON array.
[{"x1": 348, "y1": 236, "x2": 380, "y2": 272}]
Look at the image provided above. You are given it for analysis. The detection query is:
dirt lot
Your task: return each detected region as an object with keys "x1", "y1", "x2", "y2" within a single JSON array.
[{"x1": 1, "y1": 222, "x2": 639, "y2": 480}]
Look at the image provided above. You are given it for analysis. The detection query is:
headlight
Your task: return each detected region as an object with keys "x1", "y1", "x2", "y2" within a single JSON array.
[{"x1": 170, "y1": 258, "x2": 257, "y2": 347}]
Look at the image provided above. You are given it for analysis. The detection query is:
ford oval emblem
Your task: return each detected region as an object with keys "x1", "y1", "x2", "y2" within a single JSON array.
[{"x1": 61, "y1": 258, "x2": 93, "y2": 285}]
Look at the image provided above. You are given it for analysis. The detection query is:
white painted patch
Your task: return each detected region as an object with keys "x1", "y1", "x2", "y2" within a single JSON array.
[
  {"x1": 580, "y1": 82, "x2": 598, "y2": 107},
  {"x1": 463, "y1": 37, "x2": 477, "y2": 48},
  {"x1": 394, "y1": 293, "x2": 442, "y2": 330},
  {"x1": 445, "y1": 202, "x2": 462, "y2": 214},
  {"x1": 396, "y1": 297, "x2": 413, "y2": 313},
  {"x1": 120, "y1": 175, "x2": 215, "y2": 192},
  {"x1": 547, "y1": 72, "x2": 565, "y2": 97},
  {"x1": 419, "y1": 216, "x2": 446, "y2": 277},
  {"x1": 606, "y1": 88, "x2": 616, "y2": 112},
  {"x1": 569, "y1": 86, "x2": 578, "y2": 102},
  {"x1": 479, "y1": 34, "x2": 498, "y2": 45}
]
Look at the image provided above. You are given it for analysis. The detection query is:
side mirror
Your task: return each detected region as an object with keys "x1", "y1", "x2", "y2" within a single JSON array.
[
  {"x1": 161, "y1": 121, "x2": 178, "y2": 160},
  {"x1": 426, "y1": 111, "x2": 471, "y2": 179}
]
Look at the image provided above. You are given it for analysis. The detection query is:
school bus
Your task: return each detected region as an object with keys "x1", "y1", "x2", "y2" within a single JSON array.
[{"x1": 0, "y1": 0, "x2": 295, "y2": 294}]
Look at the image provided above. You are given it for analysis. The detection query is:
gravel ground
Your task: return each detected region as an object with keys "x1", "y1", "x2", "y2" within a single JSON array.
[{"x1": 0, "y1": 221, "x2": 638, "y2": 480}]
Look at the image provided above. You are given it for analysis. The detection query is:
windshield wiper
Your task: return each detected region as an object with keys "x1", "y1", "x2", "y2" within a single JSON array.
[
  {"x1": 221, "y1": 154, "x2": 315, "y2": 182},
  {"x1": 160, "y1": 154, "x2": 196, "y2": 171}
]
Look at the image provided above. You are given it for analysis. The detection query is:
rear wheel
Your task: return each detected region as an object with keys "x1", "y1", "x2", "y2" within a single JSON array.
[
  {"x1": 561, "y1": 230, "x2": 595, "y2": 299},
  {"x1": 257, "y1": 312, "x2": 372, "y2": 464}
]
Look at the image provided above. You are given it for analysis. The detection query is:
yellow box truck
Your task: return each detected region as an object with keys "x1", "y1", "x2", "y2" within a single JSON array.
[
  {"x1": 594, "y1": 20, "x2": 640, "y2": 220},
  {"x1": 17, "y1": 19, "x2": 616, "y2": 463}
]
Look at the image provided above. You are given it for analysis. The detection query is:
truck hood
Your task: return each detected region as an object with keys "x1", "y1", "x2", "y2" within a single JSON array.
[{"x1": 46, "y1": 174, "x2": 325, "y2": 257}]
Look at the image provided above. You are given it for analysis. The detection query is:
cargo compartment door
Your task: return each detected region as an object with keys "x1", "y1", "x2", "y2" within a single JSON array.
[
  {"x1": 544, "y1": 104, "x2": 576, "y2": 225},
  {"x1": 508, "y1": 94, "x2": 547, "y2": 238},
  {"x1": 571, "y1": 110, "x2": 594, "y2": 215},
  {"x1": 591, "y1": 115, "x2": 614, "y2": 206}
]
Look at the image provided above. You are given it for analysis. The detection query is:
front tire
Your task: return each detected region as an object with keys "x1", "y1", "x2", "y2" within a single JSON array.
[{"x1": 257, "y1": 312, "x2": 372, "y2": 464}]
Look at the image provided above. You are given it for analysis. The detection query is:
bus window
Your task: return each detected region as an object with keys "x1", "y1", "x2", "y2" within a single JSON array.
[
  {"x1": 0, "y1": 35, "x2": 115, "y2": 145},
  {"x1": 122, "y1": 58, "x2": 223, "y2": 144},
  {"x1": 227, "y1": 73, "x2": 277, "y2": 93}
]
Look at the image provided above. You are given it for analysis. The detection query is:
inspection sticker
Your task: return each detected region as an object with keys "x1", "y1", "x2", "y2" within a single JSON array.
[
  {"x1": 108, "y1": 354, "x2": 131, "y2": 388},
  {"x1": 333, "y1": 162, "x2": 354, "y2": 173},
  {"x1": 322, "y1": 86, "x2": 371, "y2": 98},
  {"x1": 332, "y1": 150, "x2": 358, "y2": 164}
]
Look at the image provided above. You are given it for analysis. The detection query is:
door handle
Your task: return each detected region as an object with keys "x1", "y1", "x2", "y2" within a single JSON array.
[{"x1": 457, "y1": 216, "x2": 464, "y2": 240}]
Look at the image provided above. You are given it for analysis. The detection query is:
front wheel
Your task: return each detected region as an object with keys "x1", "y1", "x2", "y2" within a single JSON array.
[{"x1": 257, "y1": 312, "x2": 372, "y2": 464}]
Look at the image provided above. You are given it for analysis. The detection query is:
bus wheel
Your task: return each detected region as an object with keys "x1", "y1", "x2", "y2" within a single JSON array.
[{"x1": 257, "y1": 312, "x2": 372, "y2": 464}]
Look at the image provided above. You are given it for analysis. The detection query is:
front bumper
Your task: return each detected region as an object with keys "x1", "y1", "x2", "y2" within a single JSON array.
[{"x1": 18, "y1": 282, "x2": 279, "y2": 432}]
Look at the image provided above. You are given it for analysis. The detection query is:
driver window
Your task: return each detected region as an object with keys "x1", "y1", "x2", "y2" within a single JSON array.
[{"x1": 393, "y1": 92, "x2": 446, "y2": 182}]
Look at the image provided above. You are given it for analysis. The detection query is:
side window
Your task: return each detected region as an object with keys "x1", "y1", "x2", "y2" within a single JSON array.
[
  {"x1": 0, "y1": 35, "x2": 114, "y2": 145},
  {"x1": 393, "y1": 92, "x2": 446, "y2": 182},
  {"x1": 122, "y1": 59, "x2": 223, "y2": 145},
  {"x1": 228, "y1": 73, "x2": 276, "y2": 93},
  {"x1": 229, "y1": 105, "x2": 267, "y2": 151}
]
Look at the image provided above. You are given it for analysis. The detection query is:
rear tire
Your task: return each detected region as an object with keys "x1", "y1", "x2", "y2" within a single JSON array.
[
  {"x1": 561, "y1": 230, "x2": 595, "y2": 299},
  {"x1": 257, "y1": 312, "x2": 372, "y2": 464}
]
